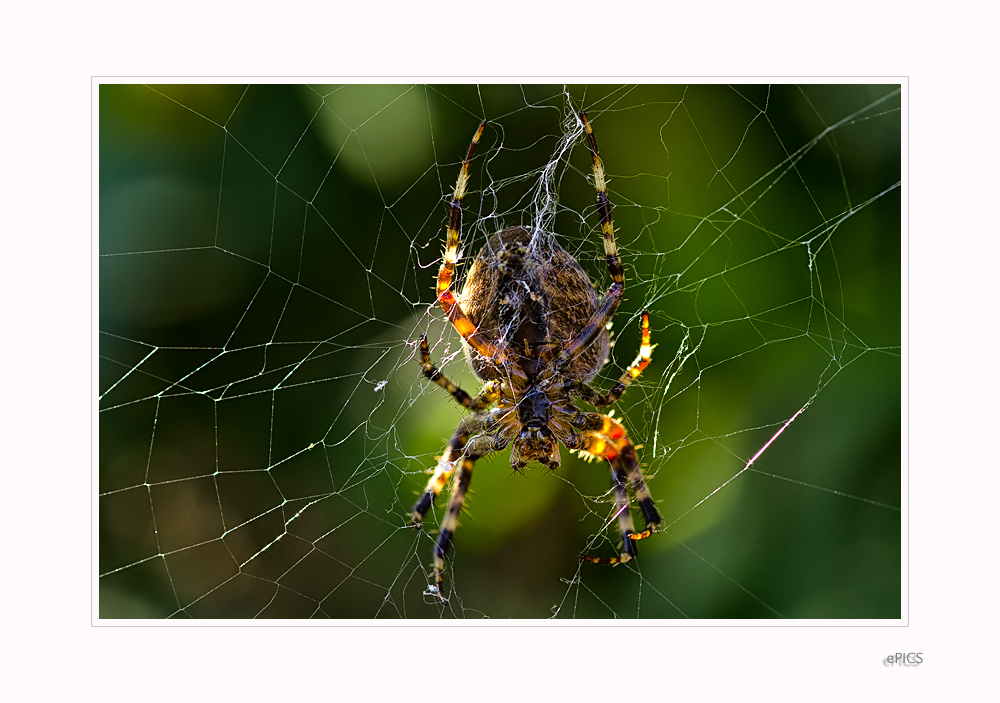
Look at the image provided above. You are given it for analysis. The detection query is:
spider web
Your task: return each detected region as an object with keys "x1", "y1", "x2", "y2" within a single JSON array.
[{"x1": 98, "y1": 82, "x2": 902, "y2": 619}]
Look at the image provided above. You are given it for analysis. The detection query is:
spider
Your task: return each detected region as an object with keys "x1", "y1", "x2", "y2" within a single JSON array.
[{"x1": 413, "y1": 112, "x2": 661, "y2": 601}]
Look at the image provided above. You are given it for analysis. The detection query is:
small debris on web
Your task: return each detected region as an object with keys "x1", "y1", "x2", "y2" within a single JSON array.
[{"x1": 423, "y1": 584, "x2": 448, "y2": 604}]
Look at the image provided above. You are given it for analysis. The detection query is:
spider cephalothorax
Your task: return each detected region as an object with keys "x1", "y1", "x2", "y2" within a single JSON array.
[{"x1": 413, "y1": 113, "x2": 661, "y2": 602}]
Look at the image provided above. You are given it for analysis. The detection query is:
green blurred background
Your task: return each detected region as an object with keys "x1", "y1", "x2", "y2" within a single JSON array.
[{"x1": 99, "y1": 84, "x2": 901, "y2": 619}]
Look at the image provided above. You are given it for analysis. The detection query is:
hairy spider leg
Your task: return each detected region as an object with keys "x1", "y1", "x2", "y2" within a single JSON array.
[
  {"x1": 432, "y1": 449, "x2": 481, "y2": 601},
  {"x1": 414, "y1": 334, "x2": 515, "y2": 601},
  {"x1": 412, "y1": 415, "x2": 491, "y2": 527},
  {"x1": 411, "y1": 417, "x2": 494, "y2": 602},
  {"x1": 419, "y1": 335, "x2": 500, "y2": 411},
  {"x1": 577, "y1": 414, "x2": 662, "y2": 565},
  {"x1": 582, "y1": 111, "x2": 624, "y2": 287},
  {"x1": 436, "y1": 123, "x2": 505, "y2": 364},
  {"x1": 555, "y1": 111, "x2": 625, "y2": 367},
  {"x1": 568, "y1": 311, "x2": 654, "y2": 408},
  {"x1": 412, "y1": 438, "x2": 459, "y2": 528}
]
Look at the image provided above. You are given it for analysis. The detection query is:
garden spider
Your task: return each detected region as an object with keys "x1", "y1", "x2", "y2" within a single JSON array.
[{"x1": 413, "y1": 112, "x2": 661, "y2": 601}]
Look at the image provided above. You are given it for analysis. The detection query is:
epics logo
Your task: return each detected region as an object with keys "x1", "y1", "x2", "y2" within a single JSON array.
[{"x1": 884, "y1": 653, "x2": 923, "y2": 667}]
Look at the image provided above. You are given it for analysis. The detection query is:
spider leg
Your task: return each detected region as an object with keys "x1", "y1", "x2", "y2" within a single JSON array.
[
  {"x1": 576, "y1": 413, "x2": 661, "y2": 565},
  {"x1": 582, "y1": 111, "x2": 623, "y2": 286},
  {"x1": 431, "y1": 445, "x2": 485, "y2": 601},
  {"x1": 555, "y1": 111, "x2": 625, "y2": 367},
  {"x1": 583, "y1": 461, "x2": 639, "y2": 565},
  {"x1": 412, "y1": 416, "x2": 496, "y2": 603},
  {"x1": 436, "y1": 123, "x2": 506, "y2": 365},
  {"x1": 567, "y1": 311, "x2": 654, "y2": 408},
  {"x1": 419, "y1": 335, "x2": 500, "y2": 411},
  {"x1": 412, "y1": 416, "x2": 484, "y2": 526}
]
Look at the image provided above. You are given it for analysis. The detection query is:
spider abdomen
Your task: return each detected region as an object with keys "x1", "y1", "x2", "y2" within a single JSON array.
[{"x1": 459, "y1": 226, "x2": 609, "y2": 382}]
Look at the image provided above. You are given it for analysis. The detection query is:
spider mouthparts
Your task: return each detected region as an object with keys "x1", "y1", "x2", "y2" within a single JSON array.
[{"x1": 510, "y1": 427, "x2": 561, "y2": 472}]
